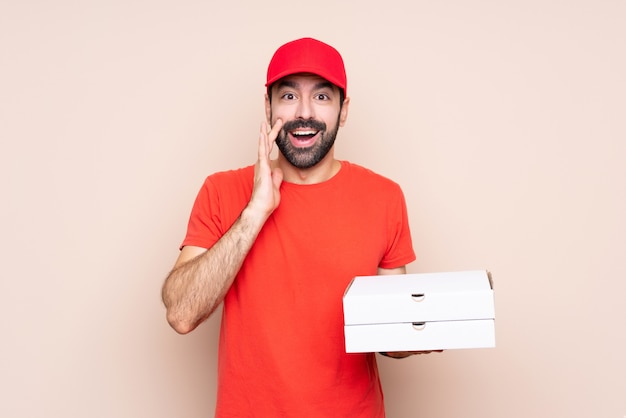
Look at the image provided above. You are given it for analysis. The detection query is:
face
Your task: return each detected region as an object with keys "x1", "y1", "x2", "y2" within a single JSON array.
[{"x1": 266, "y1": 74, "x2": 349, "y2": 169}]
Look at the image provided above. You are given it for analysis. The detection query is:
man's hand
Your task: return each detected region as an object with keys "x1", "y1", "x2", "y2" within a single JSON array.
[
  {"x1": 379, "y1": 350, "x2": 444, "y2": 359},
  {"x1": 248, "y1": 119, "x2": 284, "y2": 219}
]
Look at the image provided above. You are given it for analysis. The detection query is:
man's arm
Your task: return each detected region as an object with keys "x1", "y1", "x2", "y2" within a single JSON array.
[
  {"x1": 162, "y1": 207, "x2": 268, "y2": 334},
  {"x1": 161, "y1": 120, "x2": 283, "y2": 334},
  {"x1": 377, "y1": 266, "x2": 444, "y2": 359}
]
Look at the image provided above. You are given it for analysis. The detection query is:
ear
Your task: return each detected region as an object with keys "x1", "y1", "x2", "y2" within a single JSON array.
[
  {"x1": 264, "y1": 93, "x2": 271, "y2": 124},
  {"x1": 339, "y1": 96, "x2": 350, "y2": 127}
]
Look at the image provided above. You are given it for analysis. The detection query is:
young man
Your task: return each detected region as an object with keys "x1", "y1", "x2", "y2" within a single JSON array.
[{"x1": 162, "y1": 38, "x2": 432, "y2": 417}]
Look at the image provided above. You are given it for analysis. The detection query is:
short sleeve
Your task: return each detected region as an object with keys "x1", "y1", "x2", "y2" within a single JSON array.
[
  {"x1": 181, "y1": 177, "x2": 225, "y2": 250},
  {"x1": 379, "y1": 185, "x2": 416, "y2": 269},
  {"x1": 180, "y1": 166, "x2": 254, "y2": 250}
]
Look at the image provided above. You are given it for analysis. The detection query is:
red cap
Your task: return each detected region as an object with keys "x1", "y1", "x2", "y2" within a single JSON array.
[{"x1": 266, "y1": 38, "x2": 347, "y2": 95}]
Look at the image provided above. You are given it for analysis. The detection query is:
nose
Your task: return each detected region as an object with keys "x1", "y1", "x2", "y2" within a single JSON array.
[{"x1": 295, "y1": 97, "x2": 314, "y2": 120}]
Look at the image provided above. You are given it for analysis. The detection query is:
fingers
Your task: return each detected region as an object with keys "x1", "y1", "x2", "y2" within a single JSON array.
[
  {"x1": 259, "y1": 119, "x2": 282, "y2": 161},
  {"x1": 251, "y1": 120, "x2": 283, "y2": 217},
  {"x1": 380, "y1": 350, "x2": 444, "y2": 359},
  {"x1": 267, "y1": 118, "x2": 283, "y2": 142},
  {"x1": 258, "y1": 121, "x2": 271, "y2": 163}
]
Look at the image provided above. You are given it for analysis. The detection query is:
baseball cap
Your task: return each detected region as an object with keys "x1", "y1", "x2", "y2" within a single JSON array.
[{"x1": 265, "y1": 37, "x2": 347, "y2": 96}]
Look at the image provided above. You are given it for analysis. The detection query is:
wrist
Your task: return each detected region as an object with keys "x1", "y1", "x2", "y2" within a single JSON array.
[{"x1": 241, "y1": 203, "x2": 271, "y2": 228}]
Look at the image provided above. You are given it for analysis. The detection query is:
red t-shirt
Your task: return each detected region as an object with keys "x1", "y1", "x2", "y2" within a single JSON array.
[{"x1": 182, "y1": 161, "x2": 416, "y2": 417}]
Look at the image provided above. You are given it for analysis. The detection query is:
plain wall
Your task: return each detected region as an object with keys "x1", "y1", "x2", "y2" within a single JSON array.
[{"x1": 1, "y1": 1, "x2": 624, "y2": 417}]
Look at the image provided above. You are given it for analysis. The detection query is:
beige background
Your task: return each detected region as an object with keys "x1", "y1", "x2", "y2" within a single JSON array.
[{"x1": 1, "y1": 0, "x2": 625, "y2": 417}]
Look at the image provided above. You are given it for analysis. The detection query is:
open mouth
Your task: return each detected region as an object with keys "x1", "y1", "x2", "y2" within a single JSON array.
[
  {"x1": 288, "y1": 129, "x2": 320, "y2": 147},
  {"x1": 281, "y1": 119, "x2": 326, "y2": 148},
  {"x1": 290, "y1": 129, "x2": 319, "y2": 140}
]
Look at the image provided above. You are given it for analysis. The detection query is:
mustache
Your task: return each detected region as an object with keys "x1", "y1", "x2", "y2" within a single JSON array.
[{"x1": 281, "y1": 119, "x2": 326, "y2": 132}]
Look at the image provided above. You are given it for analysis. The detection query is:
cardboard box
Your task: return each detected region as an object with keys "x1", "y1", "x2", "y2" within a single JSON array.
[{"x1": 343, "y1": 270, "x2": 495, "y2": 353}]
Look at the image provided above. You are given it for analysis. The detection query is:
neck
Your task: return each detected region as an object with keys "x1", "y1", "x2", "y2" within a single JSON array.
[{"x1": 275, "y1": 152, "x2": 341, "y2": 185}]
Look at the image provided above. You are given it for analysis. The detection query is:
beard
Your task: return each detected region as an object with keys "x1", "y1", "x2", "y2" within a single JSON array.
[{"x1": 273, "y1": 115, "x2": 340, "y2": 169}]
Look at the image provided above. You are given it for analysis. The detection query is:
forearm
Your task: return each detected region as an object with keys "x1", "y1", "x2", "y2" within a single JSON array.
[
  {"x1": 162, "y1": 205, "x2": 267, "y2": 334},
  {"x1": 163, "y1": 120, "x2": 283, "y2": 334}
]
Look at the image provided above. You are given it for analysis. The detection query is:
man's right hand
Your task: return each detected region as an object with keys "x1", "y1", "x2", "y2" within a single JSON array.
[{"x1": 248, "y1": 119, "x2": 284, "y2": 220}]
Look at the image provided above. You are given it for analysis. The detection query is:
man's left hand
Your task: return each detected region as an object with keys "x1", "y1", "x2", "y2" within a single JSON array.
[{"x1": 379, "y1": 350, "x2": 443, "y2": 359}]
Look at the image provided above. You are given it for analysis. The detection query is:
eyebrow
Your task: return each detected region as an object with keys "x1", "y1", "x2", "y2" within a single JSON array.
[
  {"x1": 275, "y1": 79, "x2": 335, "y2": 92},
  {"x1": 314, "y1": 81, "x2": 335, "y2": 91}
]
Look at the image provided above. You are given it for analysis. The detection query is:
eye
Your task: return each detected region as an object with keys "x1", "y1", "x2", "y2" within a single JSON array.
[
  {"x1": 315, "y1": 93, "x2": 330, "y2": 101},
  {"x1": 281, "y1": 93, "x2": 296, "y2": 100}
]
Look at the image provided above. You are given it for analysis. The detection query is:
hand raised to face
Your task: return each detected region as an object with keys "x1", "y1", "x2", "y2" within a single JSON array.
[{"x1": 248, "y1": 119, "x2": 284, "y2": 220}]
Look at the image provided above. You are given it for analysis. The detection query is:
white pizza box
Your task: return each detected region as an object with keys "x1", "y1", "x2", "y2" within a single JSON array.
[{"x1": 343, "y1": 270, "x2": 495, "y2": 353}]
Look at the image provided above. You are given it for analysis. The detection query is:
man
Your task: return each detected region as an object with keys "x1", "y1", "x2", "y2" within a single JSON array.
[{"x1": 162, "y1": 37, "x2": 433, "y2": 417}]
